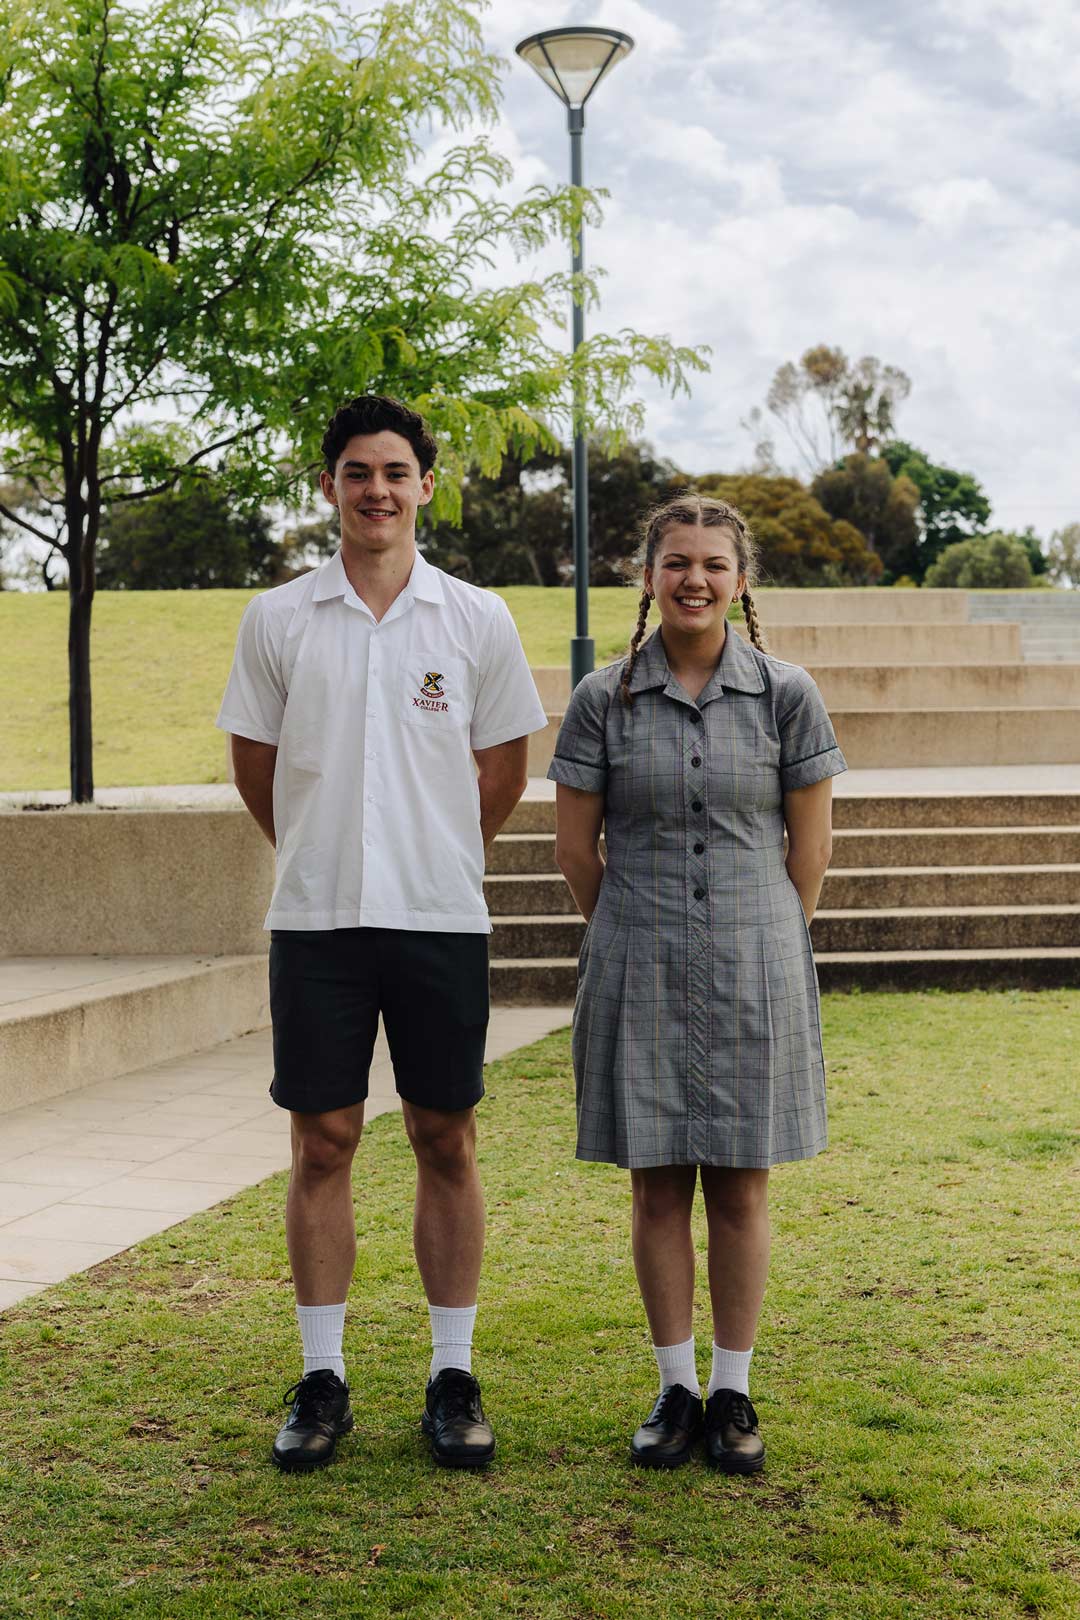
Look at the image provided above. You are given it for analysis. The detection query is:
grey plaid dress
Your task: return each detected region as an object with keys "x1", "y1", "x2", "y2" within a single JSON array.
[{"x1": 547, "y1": 628, "x2": 847, "y2": 1170}]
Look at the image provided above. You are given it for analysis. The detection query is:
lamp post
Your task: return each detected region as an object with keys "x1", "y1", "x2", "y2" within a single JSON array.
[{"x1": 516, "y1": 27, "x2": 635, "y2": 688}]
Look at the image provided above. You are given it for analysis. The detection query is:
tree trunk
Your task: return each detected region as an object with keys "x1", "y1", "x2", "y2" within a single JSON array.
[{"x1": 68, "y1": 584, "x2": 94, "y2": 803}]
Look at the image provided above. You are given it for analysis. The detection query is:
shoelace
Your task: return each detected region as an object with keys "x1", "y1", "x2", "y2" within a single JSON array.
[
  {"x1": 433, "y1": 1373, "x2": 479, "y2": 1423},
  {"x1": 282, "y1": 1371, "x2": 341, "y2": 1424},
  {"x1": 714, "y1": 1391, "x2": 758, "y2": 1432},
  {"x1": 649, "y1": 1386, "x2": 698, "y2": 1427}
]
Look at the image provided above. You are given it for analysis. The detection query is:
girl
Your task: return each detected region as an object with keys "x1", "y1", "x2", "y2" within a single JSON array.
[{"x1": 548, "y1": 495, "x2": 845, "y2": 1471}]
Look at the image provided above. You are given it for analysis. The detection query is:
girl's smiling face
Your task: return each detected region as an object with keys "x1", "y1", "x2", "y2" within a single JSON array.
[{"x1": 644, "y1": 522, "x2": 746, "y2": 638}]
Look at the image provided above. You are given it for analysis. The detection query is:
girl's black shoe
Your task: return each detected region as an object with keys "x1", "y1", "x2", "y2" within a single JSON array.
[{"x1": 704, "y1": 1388, "x2": 765, "y2": 1473}]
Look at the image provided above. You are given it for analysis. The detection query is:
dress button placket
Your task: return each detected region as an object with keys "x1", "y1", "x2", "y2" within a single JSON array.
[{"x1": 686, "y1": 706, "x2": 710, "y2": 1163}]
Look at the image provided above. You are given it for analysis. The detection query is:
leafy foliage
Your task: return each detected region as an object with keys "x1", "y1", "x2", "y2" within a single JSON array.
[
  {"x1": 879, "y1": 441, "x2": 992, "y2": 580},
  {"x1": 1047, "y1": 521, "x2": 1080, "y2": 588},
  {"x1": 0, "y1": 0, "x2": 704, "y2": 795},
  {"x1": 96, "y1": 483, "x2": 282, "y2": 589},
  {"x1": 924, "y1": 533, "x2": 1035, "y2": 589},
  {"x1": 747, "y1": 345, "x2": 911, "y2": 476},
  {"x1": 692, "y1": 472, "x2": 883, "y2": 586},
  {"x1": 811, "y1": 454, "x2": 921, "y2": 582},
  {"x1": 420, "y1": 438, "x2": 687, "y2": 587}
]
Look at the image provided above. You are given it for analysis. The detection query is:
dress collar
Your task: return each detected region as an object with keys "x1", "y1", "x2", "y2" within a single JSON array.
[{"x1": 627, "y1": 626, "x2": 766, "y2": 702}]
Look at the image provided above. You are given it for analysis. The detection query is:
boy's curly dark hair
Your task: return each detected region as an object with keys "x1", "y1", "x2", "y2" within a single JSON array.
[{"x1": 321, "y1": 395, "x2": 438, "y2": 477}]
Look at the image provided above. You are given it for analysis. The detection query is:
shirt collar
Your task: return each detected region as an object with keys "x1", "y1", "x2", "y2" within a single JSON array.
[
  {"x1": 627, "y1": 626, "x2": 766, "y2": 701},
  {"x1": 311, "y1": 546, "x2": 446, "y2": 606}
]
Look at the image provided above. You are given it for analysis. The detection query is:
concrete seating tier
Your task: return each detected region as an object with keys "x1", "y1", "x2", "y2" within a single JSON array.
[
  {"x1": 0, "y1": 954, "x2": 268, "y2": 1113},
  {"x1": 968, "y1": 592, "x2": 1080, "y2": 662},
  {"x1": 487, "y1": 794, "x2": 1080, "y2": 999},
  {"x1": 526, "y1": 588, "x2": 1080, "y2": 771}
]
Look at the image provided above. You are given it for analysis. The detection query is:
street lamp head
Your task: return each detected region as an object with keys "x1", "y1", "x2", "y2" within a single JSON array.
[{"x1": 515, "y1": 27, "x2": 634, "y2": 112}]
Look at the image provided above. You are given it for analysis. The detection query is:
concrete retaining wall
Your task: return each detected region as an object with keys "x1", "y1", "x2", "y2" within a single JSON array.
[{"x1": 0, "y1": 808, "x2": 273, "y2": 957}]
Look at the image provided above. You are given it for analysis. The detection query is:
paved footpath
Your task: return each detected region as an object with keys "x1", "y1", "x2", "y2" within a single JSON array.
[{"x1": 0, "y1": 1006, "x2": 572, "y2": 1312}]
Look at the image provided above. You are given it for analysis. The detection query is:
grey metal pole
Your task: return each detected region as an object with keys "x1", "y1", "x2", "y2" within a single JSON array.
[{"x1": 568, "y1": 104, "x2": 593, "y2": 688}]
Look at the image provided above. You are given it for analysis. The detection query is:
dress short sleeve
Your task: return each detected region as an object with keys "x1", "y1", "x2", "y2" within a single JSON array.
[
  {"x1": 547, "y1": 671, "x2": 610, "y2": 794},
  {"x1": 778, "y1": 667, "x2": 847, "y2": 794}
]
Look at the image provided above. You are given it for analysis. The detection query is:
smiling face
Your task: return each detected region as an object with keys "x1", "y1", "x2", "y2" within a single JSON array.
[
  {"x1": 644, "y1": 522, "x2": 747, "y2": 639},
  {"x1": 319, "y1": 429, "x2": 435, "y2": 554}
]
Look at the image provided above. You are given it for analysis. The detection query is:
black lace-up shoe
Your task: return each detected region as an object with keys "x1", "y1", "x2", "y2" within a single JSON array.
[
  {"x1": 704, "y1": 1388, "x2": 765, "y2": 1474},
  {"x1": 271, "y1": 1370, "x2": 353, "y2": 1473},
  {"x1": 630, "y1": 1384, "x2": 704, "y2": 1468},
  {"x1": 421, "y1": 1368, "x2": 496, "y2": 1468}
]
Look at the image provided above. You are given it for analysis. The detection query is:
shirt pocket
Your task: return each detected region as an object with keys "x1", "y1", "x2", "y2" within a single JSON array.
[{"x1": 401, "y1": 652, "x2": 469, "y2": 732}]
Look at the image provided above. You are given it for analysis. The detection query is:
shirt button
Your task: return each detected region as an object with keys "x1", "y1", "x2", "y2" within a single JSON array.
[
  {"x1": 694, "y1": 842, "x2": 705, "y2": 854},
  {"x1": 690, "y1": 711, "x2": 702, "y2": 722},
  {"x1": 694, "y1": 887, "x2": 706, "y2": 900},
  {"x1": 692, "y1": 799, "x2": 702, "y2": 812},
  {"x1": 691, "y1": 756, "x2": 701, "y2": 767}
]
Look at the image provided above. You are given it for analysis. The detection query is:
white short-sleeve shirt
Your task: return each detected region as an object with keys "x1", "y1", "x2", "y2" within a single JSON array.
[{"x1": 216, "y1": 548, "x2": 548, "y2": 934}]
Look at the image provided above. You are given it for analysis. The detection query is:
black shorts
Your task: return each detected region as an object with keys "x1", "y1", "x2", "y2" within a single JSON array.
[{"x1": 269, "y1": 928, "x2": 489, "y2": 1115}]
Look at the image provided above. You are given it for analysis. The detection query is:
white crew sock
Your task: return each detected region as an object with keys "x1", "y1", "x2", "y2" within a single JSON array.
[
  {"x1": 429, "y1": 1303, "x2": 477, "y2": 1378},
  {"x1": 708, "y1": 1343, "x2": 753, "y2": 1398},
  {"x1": 296, "y1": 1302, "x2": 347, "y2": 1384},
  {"x1": 654, "y1": 1336, "x2": 700, "y2": 1396}
]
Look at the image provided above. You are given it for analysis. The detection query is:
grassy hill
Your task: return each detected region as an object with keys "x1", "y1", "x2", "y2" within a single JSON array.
[{"x1": 0, "y1": 585, "x2": 660, "y2": 791}]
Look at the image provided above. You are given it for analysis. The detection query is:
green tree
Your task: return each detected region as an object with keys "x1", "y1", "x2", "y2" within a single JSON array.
[
  {"x1": 1047, "y1": 522, "x2": 1080, "y2": 588},
  {"x1": 0, "y1": 0, "x2": 703, "y2": 800},
  {"x1": 1006, "y1": 525, "x2": 1048, "y2": 579},
  {"x1": 879, "y1": 441, "x2": 992, "y2": 579},
  {"x1": 811, "y1": 454, "x2": 921, "y2": 581},
  {"x1": 305, "y1": 437, "x2": 686, "y2": 587},
  {"x1": 96, "y1": 482, "x2": 281, "y2": 589},
  {"x1": 757, "y1": 345, "x2": 911, "y2": 476},
  {"x1": 924, "y1": 533, "x2": 1034, "y2": 589},
  {"x1": 693, "y1": 472, "x2": 883, "y2": 586}
]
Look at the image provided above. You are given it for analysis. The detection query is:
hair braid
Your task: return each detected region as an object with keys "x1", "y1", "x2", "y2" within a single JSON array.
[
  {"x1": 741, "y1": 588, "x2": 766, "y2": 652},
  {"x1": 620, "y1": 589, "x2": 652, "y2": 706}
]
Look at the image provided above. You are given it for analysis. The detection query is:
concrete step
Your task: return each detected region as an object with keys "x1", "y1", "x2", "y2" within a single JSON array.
[
  {"x1": 815, "y1": 948, "x2": 1080, "y2": 991},
  {"x1": 491, "y1": 959, "x2": 579, "y2": 1005},
  {"x1": 504, "y1": 793, "x2": 1080, "y2": 834},
  {"x1": 0, "y1": 956, "x2": 269, "y2": 1112},
  {"x1": 811, "y1": 905, "x2": 1080, "y2": 952},
  {"x1": 487, "y1": 833, "x2": 559, "y2": 874},
  {"x1": 489, "y1": 866, "x2": 1080, "y2": 918},
  {"x1": 492, "y1": 916, "x2": 584, "y2": 958},
  {"x1": 968, "y1": 592, "x2": 1080, "y2": 622},
  {"x1": 528, "y1": 707, "x2": 1080, "y2": 774},
  {"x1": 491, "y1": 905, "x2": 1080, "y2": 960},
  {"x1": 490, "y1": 950, "x2": 1080, "y2": 1001},
  {"x1": 757, "y1": 589, "x2": 969, "y2": 624},
  {"x1": 485, "y1": 874, "x2": 579, "y2": 914},
  {"x1": 737, "y1": 622, "x2": 1022, "y2": 667},
  {"x1": 811, "y1": 664, "x2": 1080, "y2": 709},
  {"x1": 831, "y1": 825, "x2": 1080, "y2": 866},
  {"x1": 822, "y1": 864, "x2": 1080, "y2": 909},
  {"x1": 828, "y1": 709, "x2": 1080, "y2": 769}
]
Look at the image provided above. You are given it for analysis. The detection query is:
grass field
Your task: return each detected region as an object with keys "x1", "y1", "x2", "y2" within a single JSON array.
[
  {"x1": 0, "y1": 585, "x2": 662, "y2": 791},
  {"x1": 1, "y1": 992, "x2": 1078, "y2": 1619}
]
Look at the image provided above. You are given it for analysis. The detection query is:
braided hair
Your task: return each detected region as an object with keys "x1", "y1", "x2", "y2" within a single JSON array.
[{"x1": 620, "y1": 494, "x2": 766, "y2": 705}]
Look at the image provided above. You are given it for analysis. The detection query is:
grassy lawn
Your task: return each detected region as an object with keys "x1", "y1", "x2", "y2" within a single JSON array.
[
  {"x1": 2, "y1": 991, "x2": 1078, "y2": 1619},
  {"x1": 0, "y1": 585, "x2": 715, "y2": 792}
]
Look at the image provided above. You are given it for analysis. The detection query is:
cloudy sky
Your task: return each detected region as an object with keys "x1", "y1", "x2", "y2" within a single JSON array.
[{"x1": 466, "y1": 0, "x2": 1079, "y2": 538}]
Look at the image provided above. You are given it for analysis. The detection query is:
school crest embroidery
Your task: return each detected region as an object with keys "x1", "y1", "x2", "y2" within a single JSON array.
[{"x1": 413, "y1": 669, "x2": 450, "y2": 714}]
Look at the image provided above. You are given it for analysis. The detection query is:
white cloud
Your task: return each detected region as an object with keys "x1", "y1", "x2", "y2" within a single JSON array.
[{"x1": 461, "y1": 0, "x2": 1080, "y2": 533}]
